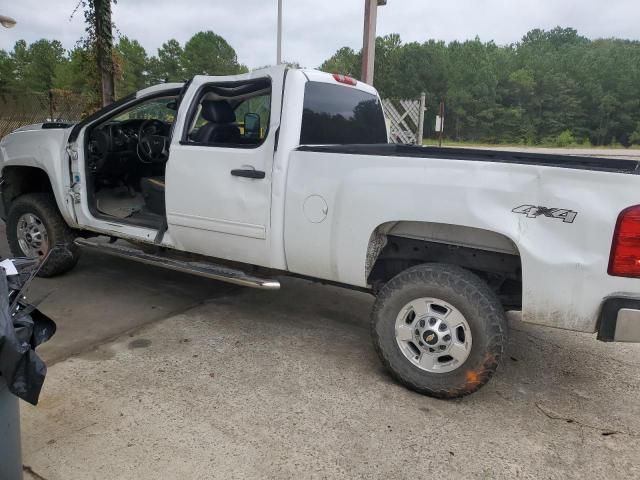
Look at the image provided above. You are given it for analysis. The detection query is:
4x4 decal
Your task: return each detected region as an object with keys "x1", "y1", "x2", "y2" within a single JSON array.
[{"x1": 512, "y1": 205, "x2": 578, "y2": 223}]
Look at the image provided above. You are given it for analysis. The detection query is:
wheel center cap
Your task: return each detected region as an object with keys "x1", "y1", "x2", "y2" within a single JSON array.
[{"x1": 423, "y1": 330, "x2": 439, "y2": 345}]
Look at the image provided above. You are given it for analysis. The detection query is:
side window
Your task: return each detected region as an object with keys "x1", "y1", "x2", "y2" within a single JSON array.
[
  {"x1": 185, "y1": 80, "x2": 272, "y2": 148},
  {"x1": 234, "y1": 95, "x2": 271, "y2": 140},
  {"x1": 300, "y1": 82, "x2": 387, "y2": 145}
]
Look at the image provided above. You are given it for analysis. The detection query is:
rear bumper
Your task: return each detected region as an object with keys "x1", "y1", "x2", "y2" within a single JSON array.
[{"x1": 598, "y1": 296, "x2": 640, "y2": 342}]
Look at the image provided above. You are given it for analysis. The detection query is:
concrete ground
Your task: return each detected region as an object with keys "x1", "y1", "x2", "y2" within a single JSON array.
[{"x1": 0, "y1": 226, "x2": 637, "y2": 478}]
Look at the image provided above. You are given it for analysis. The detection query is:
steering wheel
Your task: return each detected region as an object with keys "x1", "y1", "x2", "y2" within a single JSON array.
[{"x1": 137, "y1": 119, "x2": 169, "y2": 164}]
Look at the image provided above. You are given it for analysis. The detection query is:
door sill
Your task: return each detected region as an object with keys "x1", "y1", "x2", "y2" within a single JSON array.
[{"x1": 75, "y1": 237, "x2": 280, "y2": 290}]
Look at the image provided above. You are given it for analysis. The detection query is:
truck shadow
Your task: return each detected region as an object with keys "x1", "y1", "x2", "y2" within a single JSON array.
[{"x1": 211, "y1": 276, "x2": 640, "y2": 436}]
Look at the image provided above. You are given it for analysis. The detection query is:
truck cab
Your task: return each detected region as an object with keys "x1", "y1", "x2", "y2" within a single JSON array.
[{"x1": 62, "y1": 66, "x2": 385, "y2": 270}]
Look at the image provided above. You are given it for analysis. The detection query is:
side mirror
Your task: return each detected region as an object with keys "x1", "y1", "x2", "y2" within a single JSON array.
[
  {"x1": 244, "y1": 113, "x2": 260, "y2": 139},
  {"x1": 166, "y1": 101, "x2": 177, "y2": 111}
]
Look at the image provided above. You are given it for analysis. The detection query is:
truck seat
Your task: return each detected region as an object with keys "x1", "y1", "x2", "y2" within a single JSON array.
[
  {"x1": 140, "y1": 176, "x2": 165, "y2": 216},
  {"x1": 194, "y1": 100, "x2": 241, "y2": 145}
]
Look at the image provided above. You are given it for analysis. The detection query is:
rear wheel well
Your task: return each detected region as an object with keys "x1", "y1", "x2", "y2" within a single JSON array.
[
  {"x1": 367, "y1": 233, "x2": 522, "y2": 309},
  {"x1": 2, "y1": 166, "x2": 54, "y2": 214}
]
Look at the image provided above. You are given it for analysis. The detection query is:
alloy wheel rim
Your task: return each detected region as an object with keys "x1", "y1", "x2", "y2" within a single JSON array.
[
  {"x1": 394, "y1": 297, "x2": 472, "y2": 373},
  {"x1": 16, "y1": 213, "x2": 49, "y2": 258}
]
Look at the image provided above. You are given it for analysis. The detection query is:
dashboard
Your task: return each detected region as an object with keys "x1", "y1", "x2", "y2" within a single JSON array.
[{"x1": 87, "y1": 119, "x2": 170, "y2": 173}]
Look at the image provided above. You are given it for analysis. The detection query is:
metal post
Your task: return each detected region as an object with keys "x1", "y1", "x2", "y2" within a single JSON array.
[
  {"x1": 438, "y1": 101, "x2": 445, "y2": 148},
  {"x1": 48, "y1": 90, "x2": 54, "y2": 122},
  {"x1": 277, "y1": 0, "x2": 283, "y2": 65},
  {"x1": 361, "y1": 0, "x2": 378, "y2": 85},
  {"x1": 417, "y1": 92, "x2": 426, "y2": 146},
  {"x1": 0, "y1": 380, "x2": 22, "y2": 480}
]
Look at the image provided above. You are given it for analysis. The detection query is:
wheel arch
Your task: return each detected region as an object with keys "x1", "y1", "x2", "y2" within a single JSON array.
[
  {"x1": 1, "y1": 166, "x2": 55, "y2": 218},
  {"x1": 366, "y1": 221, "x2": 523, "y2": 308}
]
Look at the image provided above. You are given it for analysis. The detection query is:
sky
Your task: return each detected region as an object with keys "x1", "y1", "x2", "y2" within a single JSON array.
[{"x1": 0, "y1": 0, "x2": 638, "y2": 69}]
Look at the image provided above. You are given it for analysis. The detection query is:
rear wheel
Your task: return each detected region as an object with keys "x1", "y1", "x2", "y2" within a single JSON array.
[
  {"x1": 6, "y1": 193, "x2": 80, "y2": 277},
  {"x1": 371, "y1": 263, "x2": 506, "y2": 399}
]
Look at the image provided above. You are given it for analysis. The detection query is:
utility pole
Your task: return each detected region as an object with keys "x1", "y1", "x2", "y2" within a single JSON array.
[
  {"x1": 94, "y1": 0, "x2": 115, "y2": 106},
  {"x1": 361, "y1": 0, "x2": 386, "y2": 85},
  {"x1": 277, "y1": 0, "x2": 283, "y2": 64}
]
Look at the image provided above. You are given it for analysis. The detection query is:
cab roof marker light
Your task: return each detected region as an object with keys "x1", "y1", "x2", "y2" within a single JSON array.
[{"x1": 332, "y1": 74, "x2": 358, "y2": 86}]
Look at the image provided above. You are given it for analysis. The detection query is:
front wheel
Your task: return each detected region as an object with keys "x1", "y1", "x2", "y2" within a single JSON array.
[
  {"x1": 371, "y1": 264, "x2": 507, "y2": 399},
  {"x1": 6, "y1": 193, "x2": 80, "y2": 277}
]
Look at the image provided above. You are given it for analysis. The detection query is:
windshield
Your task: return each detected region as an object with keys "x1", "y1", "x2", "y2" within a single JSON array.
[{"x1": 112, "y1": 96, "x2": 177, "y2": 123}]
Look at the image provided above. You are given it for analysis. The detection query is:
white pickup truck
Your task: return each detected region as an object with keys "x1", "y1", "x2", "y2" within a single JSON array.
[{"x1": 1, "y1": 66, "x2": 639, "y2": 398}]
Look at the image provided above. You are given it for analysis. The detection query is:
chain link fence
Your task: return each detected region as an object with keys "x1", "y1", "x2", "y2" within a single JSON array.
[{"x1": 0, "y1": 90, "x2": 90, "y2": 138}]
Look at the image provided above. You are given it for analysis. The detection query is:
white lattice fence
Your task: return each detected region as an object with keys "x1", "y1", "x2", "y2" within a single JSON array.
[{"x1": 382, "y1": 96, "x2": 425, "y2": 144}]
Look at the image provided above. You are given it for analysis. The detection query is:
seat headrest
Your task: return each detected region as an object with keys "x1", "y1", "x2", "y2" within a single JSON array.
[{"x1": 201, "y1": 100, "x2": 236, "y2": 124}]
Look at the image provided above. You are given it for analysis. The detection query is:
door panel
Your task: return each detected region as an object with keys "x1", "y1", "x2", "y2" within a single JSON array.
[
  {"x1": 166, "y1": 145, "x2": 269, "y2": 240},
  {"x1": 165, "y1": 69, "x2": 284, "y2": 266}
]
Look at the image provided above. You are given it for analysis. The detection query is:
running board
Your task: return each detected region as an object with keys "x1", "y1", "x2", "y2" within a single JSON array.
[{"x1": 74, "y1": 238, "x2": 280, "y2": 290}]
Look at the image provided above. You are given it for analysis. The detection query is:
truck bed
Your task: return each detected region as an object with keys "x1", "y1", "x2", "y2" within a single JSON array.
[{"x1": 297, "y1": 144, "x2": 640, "y2": 174}]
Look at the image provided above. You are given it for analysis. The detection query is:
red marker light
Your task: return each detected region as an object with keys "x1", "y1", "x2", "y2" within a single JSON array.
[{"x1": 332, "y1": 74, "x2": 357, "y2": 86}]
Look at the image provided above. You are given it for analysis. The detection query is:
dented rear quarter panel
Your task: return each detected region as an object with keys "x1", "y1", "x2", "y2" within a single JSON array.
[{"x1": 284, "y1": 150, "x2": 640, "y2": 333}]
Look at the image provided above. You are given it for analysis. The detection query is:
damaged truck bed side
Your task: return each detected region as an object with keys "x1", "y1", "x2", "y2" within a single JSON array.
[{"x1": 1, "y1": 65, "x2": 640, "y2": 398}]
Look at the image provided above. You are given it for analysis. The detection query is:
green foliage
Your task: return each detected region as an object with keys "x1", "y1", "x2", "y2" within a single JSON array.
[
  {"x1": 54, "y1": 48, "x2": 92, "y2": 93},
  {"x1": 149, "y1": 39, "x2": 184, "y2": 83},
  {"x1": 1, "y1": 30, "x2": 246, "y2": 101},
  {"x1": 320, "y1": 47, "x2": 360, "y2": 78},
  {"x1": 0, "y1": 39, "x2": 66, "y2": 93},
  {"x1": 0, "y1": 49, "x2": 16, "y2": 91},
  {"x1": 115, "y1": 36, "x2": 149, "y2": 96},
  {"x1": 554, "y1": 130, "x2": 576, "y2": 147},
  {"x1": 630, "y1": 124, "x2": 640, "y2": 145},
  {"x1": 71, "y1": 0, "x2": 118, "y2": 105},
  {"x1": 182, "y1": 31, "x2": 246, "y2": 77},
  {"x1": 321, "y1": 27, "x2": 640, "y2": 147},
  {"x1": 4, "y1": 25, "x2": 640, "y2": 147}
]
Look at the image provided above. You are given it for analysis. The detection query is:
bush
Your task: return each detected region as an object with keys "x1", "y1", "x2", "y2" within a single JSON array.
[{"x1": 555, "y1": 130, "x2": 576, "y2": 148}]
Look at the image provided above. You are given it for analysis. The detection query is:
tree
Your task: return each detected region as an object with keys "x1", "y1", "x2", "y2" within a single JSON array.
[
  {"x1": 115, "y1": 36, "x2": 149, "y2": 96},
  {"x1": 53, "y1": 47, "x2": 92, "y2": 93},
  {"x1": 9, "y1": 40, "x2": 29, "y2": 87},
  {"x1": 24, "y1": 40, "x2": 66, "y2": 92},
  {"x1": 630, "y1": 124, "x2": 640, "y2": 145},
  {"x1": 319, "y1": 28, "x2": 640, "y2": 146},
  {"x1": 2, "y1": 25, "x2": 640, "y2": 147},
  {"x1": 4, "y1": 39, "x2": 65, "y2": 93},
  {"x1": 182, "y1": 31, "x2": 246, "y2": 77},
  {"x1": 155, "y1": 39, "x2": 184, "y2": 82},
  {"x1": 0, "y1": 49, "x2": 16, "y2": 92},
  {"x1": 74, "y1": 0, "x2": 116, "y2": 105},
  {"x1": 320, "y1": 47, "x2": 360, "y2": 78}
]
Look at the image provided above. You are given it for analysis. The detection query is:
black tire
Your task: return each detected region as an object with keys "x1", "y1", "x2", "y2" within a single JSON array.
[
  {"x1": 6, "y1": 193, "x2": 80, "y2": 277},
  {"x1": 371, "y1": 263, "x2": 507, "y2": 399}
]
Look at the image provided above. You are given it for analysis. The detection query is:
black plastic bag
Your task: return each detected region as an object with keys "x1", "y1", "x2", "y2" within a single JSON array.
[{"x1": 0, "y1": 265, "x2": 56, "y2": 405}]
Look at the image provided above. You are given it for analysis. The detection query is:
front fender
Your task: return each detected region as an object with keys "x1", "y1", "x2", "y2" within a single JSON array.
[{"x1": 0, "y1": 128, "x2": 76, "y2": 227}]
